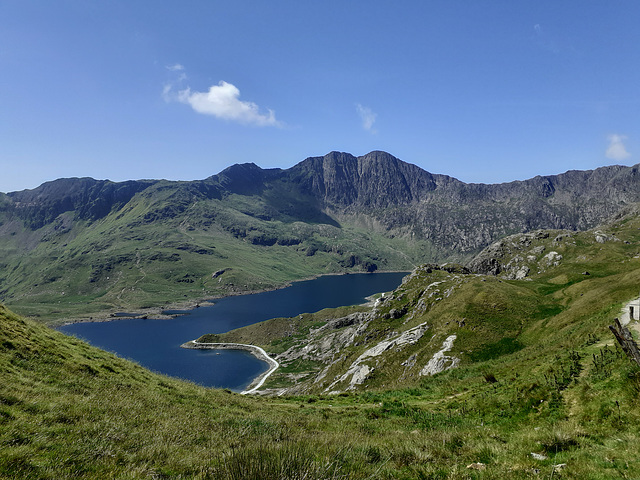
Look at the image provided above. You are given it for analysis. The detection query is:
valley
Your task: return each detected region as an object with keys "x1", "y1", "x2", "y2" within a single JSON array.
[
  {"x1": 3, "y1": 209, "x2": 640, "y2": 478},
  {"x1": 3, "y1": 152, "x2": 640, "y2": 478},
  {"x1": 2, "y1": 151, "x2": 640, "y2": 323},
  {"x1": 5, "y1": 1, "x2": 640, "y2": 477},
  {"x1": 194, "y1": 211, "x2": 640, "y2": 398}
]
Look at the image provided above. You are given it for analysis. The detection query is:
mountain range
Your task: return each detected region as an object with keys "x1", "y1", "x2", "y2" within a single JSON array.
[
  {"x1": 2, "y1": 150, "x2": 640, "y2": 320},
  {"x1": 4, "y1": 151, "x2": 640, "y2": 477}
]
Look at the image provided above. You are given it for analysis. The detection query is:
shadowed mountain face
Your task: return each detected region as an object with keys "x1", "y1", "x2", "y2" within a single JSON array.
[
  {"x1": 282, "y1": 151, "x2": 640, "y2": 253},
  {"x1": 5, "y1": 151, "x2": 639, "y2": 244},
  {"x1": 2, "y1": 150, "x2": 640, "y2": 318},
  {"x1": 5, "y1": 178, "x2": 156, "y2": 229},
  {"x1": 288, "y1": 151, "x2": 438, "y2": 208},
  {"x1": 4, "y1": 150, "x2": 640, "y2": 255}
]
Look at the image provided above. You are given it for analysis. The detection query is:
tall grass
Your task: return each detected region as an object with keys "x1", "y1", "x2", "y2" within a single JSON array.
[
  {"x1": 5, "y1": 214, "x2": 640, "y2": 477},
  {"x1": 211, "y1": 441, "x2": 352, "y2": 480}
]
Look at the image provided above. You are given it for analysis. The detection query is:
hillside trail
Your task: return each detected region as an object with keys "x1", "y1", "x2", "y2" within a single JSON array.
[{"x1": 565, "y1": 297, "x2": 640, "y2": 419}]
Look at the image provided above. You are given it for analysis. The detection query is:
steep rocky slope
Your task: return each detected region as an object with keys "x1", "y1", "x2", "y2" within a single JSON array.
[
  {"x1": 209, "y1": 208, "x2": 640, "y2": 397},
  {"x1": 3, "y1": 150, "x2": 640, "y2": 319}
]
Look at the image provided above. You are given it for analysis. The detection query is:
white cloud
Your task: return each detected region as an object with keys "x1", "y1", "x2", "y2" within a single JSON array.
[
  {"x1": 606, "y1": 134, "x2": 631, "y2": 161},
  {"x1": 171, "y1": 81, "x2": 281, "y2": 127},
  {"x1": 161, "y1": 83, "x2": 174, "y2": 102},
  {"x1": 163, "y1": 64, "x2": 187, "y2": 101},
  {"x1": 162, "y1": 65, "x2": 282, "y2": 127},
  {"x1": 356, "y1": 103, "x2": 377, "y2": 133}
]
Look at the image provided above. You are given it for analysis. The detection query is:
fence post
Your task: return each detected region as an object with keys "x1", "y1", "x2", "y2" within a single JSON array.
[{"x1": 609, "y1": 318, "x2": 640, "y2": 367}]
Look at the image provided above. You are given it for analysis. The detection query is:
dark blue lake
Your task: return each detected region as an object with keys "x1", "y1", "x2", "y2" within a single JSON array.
[{"x1": 58, "y1": 272, "x2": 407, "y2": 391}]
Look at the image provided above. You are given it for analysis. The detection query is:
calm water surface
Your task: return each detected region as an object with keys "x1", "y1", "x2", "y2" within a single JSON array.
[{"x1": 59, "y1": 272, "x2": 407, "y2": 391}]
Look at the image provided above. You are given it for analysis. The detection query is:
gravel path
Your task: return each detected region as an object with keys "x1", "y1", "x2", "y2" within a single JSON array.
[{"x1": 183, "y1": 340, "x2": 279, "y2": 394}]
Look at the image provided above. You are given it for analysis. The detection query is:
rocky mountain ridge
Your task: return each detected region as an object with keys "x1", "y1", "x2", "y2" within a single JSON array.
[
  {"x1": 3, "y1": 150, "x2": 640, "y2": 318},
  {"x1": 5, "y1": 151, "x2": 640, "y2": 253}
]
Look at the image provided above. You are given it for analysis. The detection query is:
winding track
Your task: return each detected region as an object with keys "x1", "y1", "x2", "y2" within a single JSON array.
[{"x1": 185, "y1": 340, "x2": 279, "y2": 394}]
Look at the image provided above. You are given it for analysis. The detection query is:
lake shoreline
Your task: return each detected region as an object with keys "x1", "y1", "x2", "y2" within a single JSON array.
[
  {"x1": 181, "y1": 340, "x2": 280, "y2": 394},
  {"x1": 58, "y1": 271, "x2": 409, "y2": 391},
  {"x1": 57, "y1": 270, "x2": 409, "y2": 327}
]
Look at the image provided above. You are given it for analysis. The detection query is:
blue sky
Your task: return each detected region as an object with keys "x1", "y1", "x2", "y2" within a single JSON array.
[{"x1": 1, "y1": 1, "x2": 639, "y2": 192}]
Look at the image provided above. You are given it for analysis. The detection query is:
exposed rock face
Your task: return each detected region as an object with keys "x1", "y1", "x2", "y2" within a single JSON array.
[
  {"x1": 420, "y1": 335, "x2": 460, "y2": 376},
  {"x1": 290, "y1": 151, "x2": 437, "y2": 209},
  {"x1": 542, "y1": 251, "x2": 563, "y2": 267},
  {"x1": 288, "y1": 312, "x2": 373, "y2": 364},
  {"x1": 286, "y1": 151, "x2": 640, "y2": 256},
  {"x1": 324, "y1": 322, "x2": 430, "y2": 392},
  {"x1": 6, "y1": 178, "x2": 154, "y2": 229},
  {"x1": 5, "y1": 151, "x2": 640, "y2": 316},
  {"x1": 265, "y1": 312, "x2": 374, "y2": 395},
  {"x1": 4, "y1": 151, "x2": 640, "y2": 260},
  {"x1": 514, "y1": 266, "x2": 530, "y2": 280},
  {"x1": 468, "y1": 230, "x2": 563, "y2": 277}
]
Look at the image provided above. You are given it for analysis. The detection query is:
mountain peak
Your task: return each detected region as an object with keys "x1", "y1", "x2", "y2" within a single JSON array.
[
  {"x1": 6, "y1": 177, "x2": 153, "y2": 228},
  {"x1": 360, "y1": 150, "x2": 399, "y2": 162}
]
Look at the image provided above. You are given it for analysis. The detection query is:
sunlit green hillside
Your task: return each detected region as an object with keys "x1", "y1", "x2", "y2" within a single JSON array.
[
  {"x1": 201, "y1": 210, "x2": 640, "y2": 400},
  {"x1": 0, "y1": 182, "x2": 425, "y2": 323},
  {"x1": 4, "y1": 153, "x2": 640, "y2": 323},
  {"x1": 4, "y1": 210, "x2": 640, "y2": 478}
]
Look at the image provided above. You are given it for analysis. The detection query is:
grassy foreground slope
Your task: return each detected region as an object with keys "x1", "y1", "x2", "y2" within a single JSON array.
[
  {"x1": 4, "y1": 220, "x2": 640, "y2": 478},
  {"x1": 199, "y1": 212, "x2": 640, "y2": 477},
  {"x1": 3, "y1": 307, "x2": 640, "y2": 479}
]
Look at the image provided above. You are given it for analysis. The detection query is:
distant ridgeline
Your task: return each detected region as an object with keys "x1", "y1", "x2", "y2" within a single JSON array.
[{"x1": 1, "y1": 150, "x2": 640, "y2": 319}]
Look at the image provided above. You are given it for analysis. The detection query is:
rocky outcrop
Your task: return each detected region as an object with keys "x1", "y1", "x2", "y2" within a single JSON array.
[
  {"x1": 324, "y1": 322, "x2": 430, "y2": 392},
  {"x1": 467, "y1": 230, "x2": 572, "y2": 278},
  {"x1": 419, "y1": 335, "x2": 460, "y2": 376},
  {"x1": 277, "y1": 312, "x2": 373, "y2": 365},
  {"x1": 4, "y1": 152, "x2": 640, "y2": 258}
]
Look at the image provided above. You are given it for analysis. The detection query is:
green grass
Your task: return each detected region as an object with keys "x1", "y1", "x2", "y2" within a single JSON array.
[
  {"x1": 3, "y1": 279, "x2": 640, "y2": 479},
  {"x1": 468, "y1": 337, "x2": 524, "y2": 362},
  {"x1": 1, "y1": 191, "x2": 428, "y2": 324},
  {"x1": 5, "y1": 205, "x2": 640, "y2": 477},
  {"x1": 235, "y1": 213, "x2": 640, "y2": 398}
]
